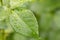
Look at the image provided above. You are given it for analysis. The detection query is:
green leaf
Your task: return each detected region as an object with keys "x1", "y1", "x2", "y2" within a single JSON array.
[{"x1": 9, "y1": 9, "x2": 39, "y2": 38}]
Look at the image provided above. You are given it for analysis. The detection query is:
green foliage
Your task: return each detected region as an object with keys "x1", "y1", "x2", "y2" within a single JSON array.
[
  {"x1": 9, "y1": 9, "x2": 39, "y2": 38},
  {"x1": 0, "y1": 0, "x2": 40, "y2": 40},
  {"x1": 0, "y1": 0, "x2": 60, "y2": 40}
]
